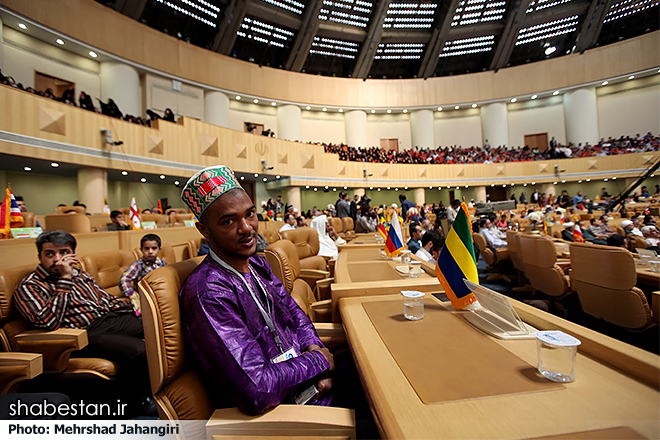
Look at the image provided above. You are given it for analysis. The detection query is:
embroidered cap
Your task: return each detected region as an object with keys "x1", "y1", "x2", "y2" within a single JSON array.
[{"x1": 181, "y1": 166, "x2": 243, "y2": 218}]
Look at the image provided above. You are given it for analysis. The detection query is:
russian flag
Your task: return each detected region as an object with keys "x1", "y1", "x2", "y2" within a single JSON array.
[{"x1": 384, "y1": 210, "x2": 404, "y2": 257}]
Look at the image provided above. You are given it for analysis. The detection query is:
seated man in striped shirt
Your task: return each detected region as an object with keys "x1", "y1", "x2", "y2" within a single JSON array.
[{"x1": 13, "y1": 230, "x2": 154, "y2": 414}]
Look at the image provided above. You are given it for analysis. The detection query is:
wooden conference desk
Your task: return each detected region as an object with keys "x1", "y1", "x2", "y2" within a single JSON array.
[
  {"x1": 339, "y1": 233, "x2": 385, "y2": 250},
  {"x1": 340, "y1": 294, "x2": 660, "y2": 440},
  {"x1": 331, "y1": 247, "x2": 441, "y2": 322}
]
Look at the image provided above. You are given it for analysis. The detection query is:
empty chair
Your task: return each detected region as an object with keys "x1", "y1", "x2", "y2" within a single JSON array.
[
  {"x1": 570, "y1": 242, "x2": 653, "y2": 329},
  {"x1": 56, "y1": 206, "x2": 85, "y2": 215},
  {"x1": 138, "y1": 258, "x2": 354, "y2": 439},
  {"x1": 518, "y1": 234, "x2": 571, "y2": 298},
  {"x1": 341, "y1": 217, "x2": 357, "y2": 239},
  {"x1": 81, "y1": 250, "x2": 136, "y2": 297},
  {"x1": 44, "y1": 214, "x2": 91, "y2": 233},
  {"x1": 280, "y1": 227, "x2": 327, "y2": 270}
]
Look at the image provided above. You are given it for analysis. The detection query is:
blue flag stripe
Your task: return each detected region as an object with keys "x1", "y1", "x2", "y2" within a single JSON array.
[{"x1": 437, "y1": 246, "x2": 473, "y2": 299}]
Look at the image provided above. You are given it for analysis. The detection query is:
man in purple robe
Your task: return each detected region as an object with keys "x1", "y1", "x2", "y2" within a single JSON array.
[{"x1": 179, "y1": 165, "x2": 335, "y2": 415}]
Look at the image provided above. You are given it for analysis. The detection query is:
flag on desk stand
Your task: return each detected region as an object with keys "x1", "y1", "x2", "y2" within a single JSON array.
[
  {"x1": 157, "y1": 200, "x2": 163, "y2": 215},
  {"x1": 130, "y1": 197, "x2": 141, "y2": 230},
  {"x1": 384, "y1": 209, "x2": 404, "y2": 258},
  {"x1": 435, "y1": 202, "x2": 480, "y2": 310},
  {"x1": 573, "y1": 223, "x2": 585, "y2": 243},
  {"x1": 542, "y1": 215, "x2": 549, "y2": 236},
  {"x1": 0, "y1": 185, "x2": 24, "y2": 239},
  {"x1": 102, "y1": 198, "x2": 111, "y2": 216},
  {"x1": 378, "y1": 212, "x2": 389, "y2": 241}
]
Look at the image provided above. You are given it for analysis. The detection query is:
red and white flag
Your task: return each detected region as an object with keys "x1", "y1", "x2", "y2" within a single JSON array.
[
  {"x1": 130, "y1": 197, "x2": 141, "y2": 230},
  {"x1": 573, "y1": 224, "x2": 584, "y2": 243}
]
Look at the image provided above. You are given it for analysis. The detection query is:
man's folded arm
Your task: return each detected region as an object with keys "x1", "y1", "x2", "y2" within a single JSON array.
[{"x1": 14, "y1": 279, "x2": 70, "y2": 330}]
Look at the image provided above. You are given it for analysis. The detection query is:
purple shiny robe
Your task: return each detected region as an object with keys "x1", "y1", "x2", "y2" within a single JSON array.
[{"x1": 179, "y1": 254, "x2": 330, "y2": 415}]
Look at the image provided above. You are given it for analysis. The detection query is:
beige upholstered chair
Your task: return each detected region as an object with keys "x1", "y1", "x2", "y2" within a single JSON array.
[
  {"x1": 56, "y1": 206, "x2": 85, "y2": 215},
  {"x1": 518, "y1": 235, "x2": 571, "y2": 298},
  {"x1": 280, "y1": 227, "x2": 327, "y2": 270},
  {"x1": 264, "y1": 240, "x2": 333, "y2": 322},
  {"x1": 138, "y1": 258, "x2": 354, "y2": 440},
  {"x1": 168, "y1": 213, "x2": 194, "y2": 226},
  {"x1": 329, "y1": 217, "x2": 346, "y2": 239},
  {"x1": 139, "y1": 213, "x2": 168, "y2": 227},
  {"x1": 473, "y1": 232, "x2": 510, "y2": 282},
  {"x1": 261, "y1": 229, "x2": 281, "y2": 244},
  {"x1": 81, "y1": 250, "x2": 136, "y2": 297},
  {"x1": 44, "y1": 214, "x2": 91, "y2": 233},
  {"x1": 133, "y1": 242, "x2": 177, "y2": 265},
  {"x1": 570, "y1": 243, "x2": 653, "y2": 329},
  {"x1": 20, "y1": 212, "x2": 37, "y2": 228},
  {"x1": 185, "y1": 237, "x2": 203, "y2": 259},
  {"x1": 340, "y1": 217, "x2": 357, "y2": 239},
  {"x1": 0, "y1": 352, "x2": 43, "y2": 394}
]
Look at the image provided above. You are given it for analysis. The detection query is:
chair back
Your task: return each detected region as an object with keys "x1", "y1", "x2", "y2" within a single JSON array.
[
  {"x1": 570, "y1": 242, "x2": 652, "y2": 329},
  {"x1": 505, "y1": 230, "x2": 524, "y2": 271},
  {"x1": 261, "y1": 229, "x2": 281, "y2": 244},
  {"x1": 140, "y1": 214, "x2": 168, "y2": 227},
  {"x1": 169, "y1": 213, "x2": 193, "y2": 226},
  {"x1": 21, "y1": 212, "x2": 37, "y2": 228},
  {"x1": 81, "y1": 250, "x2": 136, "y2": 297},
  {"x1": 138, "y1": 257, "x2": 214, "y2": 426},
  {"x1": 342, "y1": 217, "x2": 355, "y2": 233},
  {"x1": 0, "y1": 264, "x2": 37, "y2": 350},
  {"x1": 473, "y1": 233, "x2": 497, "y2": 266},
  {"x1": 133, "y1": 243, "x2": 177, "y2": 265},
  {"x1": 518, "y1": 235, "x2": 570, "y2": 297},
  {"x1": 44, "y1": 214, "x2": 91, "y2": 233},
  {"x1": 56, "y1": 206, "x2": 85, "y2": 215},
  {"x1": 119, "y1": 208, "x2": 131, "y2": 216},
  {"x1": 264, "y1": 240, "x2": 316, "y2": 317},
  {"x1": 280, "y1": 227, "x2": 320, "y2": 260},
  {"x1": 186, "y1": 237, "x2": 203, "y2": 259},
  {"x1": 329, "y1": 217, "x2": 344, "y2": 233}
]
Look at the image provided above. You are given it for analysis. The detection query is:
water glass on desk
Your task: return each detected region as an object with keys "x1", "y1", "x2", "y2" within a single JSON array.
[
  {"x1": 650, "y1": 260, "x2": 660, "y2": 273},
  {"x1": 401, "y1": 250, "x2": 411, "y2": 264},
  {"x1": 409, "y1": 261, "x2": 422, "y2": 278},
  {"x1": 402, "y1": 290, "x2": 425, "y2": 321}
]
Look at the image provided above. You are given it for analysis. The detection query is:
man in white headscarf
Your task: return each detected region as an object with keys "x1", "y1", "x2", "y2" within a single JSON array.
[{"x1": 310, "y1": 215, "x2": 341, "y2": 259}]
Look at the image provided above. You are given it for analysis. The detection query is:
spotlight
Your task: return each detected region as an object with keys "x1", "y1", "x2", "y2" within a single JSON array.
[
  {"x1": 387, "y1": 110, "x2": 391, "y2": 114},
  {"x1": 56, "y1": 39, "x2": 64, "y2": 45},
  {"x1": 628, "y1": 75, "x2": 635, "y2": 80},
  {"x1": 89, "y1": 51, "x2": 97, "y2": 58},
  {"x1": 338, "y1": 109, "x2": 343, "y2": 113},
  {"x1": 51, "y1": 162, "x2": 59, "y2": 168},
  {"x1": 24, "y1": 166, "x2": 31, "y2": 172},
  {"x1": 254, "y1": 173, "x2": 259, "y2": 177},
  {"x1": 437, "y1": 107, "x2": 443, "y2": 111},
  {"x1": 18, "y1": 23, "x2": 27, "y2": 30},
  {"x1": 121, "y1": 171, "x2": 128, "y2": 176},
  {"x1": 454, "y1": 106, "x2": 459, "y2": 110},
  {"x1": 305, "y1": 106, "x2": 311, "y2": 110},
  {"x1": 531, "y1": 95, "x2": 538, "y2": 99},
  {"x1": 276, "y1": 175, "x2": 280, "y2": 179},
  {"x1": 253, "y1": 99, "x2": 259, "y2": 104},
  {"x1": 271, "y1": 102, "x2": 276, "y2": 106},
  {"x1": 160, "y1": 175, "x2": 165, "y2": 179},
  {"x1": 141, "y1": 177, "x2": 147, "y2": 183},
  {"x1": 471, "y1": 104, "x2": 477, "y2": 108},
  {"x1": 552, "y1": 91, "x2": 559, "y2": 96},
  {"x1": 403, "y1": 109, "x2": 408, "y2": 113},
  {"x1": 240, "y1": 176, "x2": 245, "y2": 180},
  {"x1": 263, "y1": 177, "x2": 267, "y2": 182},
  {"x1": 236, "y1": 96, "x2": 241, "y2": 100},
  {"x1": 174, "y1": 180, "x2": 180, "y2": 185},
  {"x1": 322, "y1": 108, "x2": 327, "y2": 112},
  {"x1": 370, "y1": 110, "x2": 375, "y2": 113},
  {"x1": 511, "y1": 98, "x2": 517, "y2": 103},
  {"x1": 601, "y1": 81, "x2": 608, "y2": 86}
]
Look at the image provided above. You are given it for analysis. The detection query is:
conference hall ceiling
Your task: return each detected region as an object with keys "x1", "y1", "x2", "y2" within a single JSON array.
[{"x1": 99, "y1": 0, "x2": 658, "y2": 79}]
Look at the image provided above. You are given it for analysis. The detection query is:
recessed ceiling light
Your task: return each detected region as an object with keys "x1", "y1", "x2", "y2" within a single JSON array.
[
  {"x1": 465, "y1": 185, "x2": 469, "y2": 188},
  {"x1": 56, "y1": 39, "x2": 64, "y2": 45},
  {"x1": 18, "y1": 23, "x2": 27, "y2": 30},
  {"x1": 333, "y1": 188, "x2": 337, "y2": 191},
  {"x1": 338, "y1": 109, "x2": 343, "y2": 113},
  {"x1": 403, "y1": 109, "x2": 408, "y2": 113},
  {"x1": 236, "y1": 96, "x2": 241, "y2": 100},
  {"x1": 437, "y1": 107, "x2": 443, "y2": 111},
  {"x1": 324, "y1": 186, "x2": 328, "y2": 189},
  {"x1": 24, "y1": 166, "x2": 31, "y2": 172},
  {"x1": 253, "y1": 99, "x2": 259, "y2": 104},
  {"x1": 395, "y1": 188, "x2": 398, "y2": 191},
  {"x1": 370, "y1": 110, "x2": 375, "y2": 113},
  {"x1": 344, "y1": 186, "x2": 347, "y2": 189},
  {"x1": 276, "y1": 175, "x2": 281, "y2": 179},
  {"x1": 511, "y1": 183, "x2": 515, "y2": 186},
  {"x1": 306, "y1": 185, "x2": 310, "y2": 189},
  {"x1": 561, "y1": 180, "x2": 566, "y2": 183},
  {"x1": 604, "y1": 178, "x2": 608, "y2": 181},
  {"x1": 531, "y1": 95, "x2": 538, "y2": 99},
  {"x1": 174, "y1": 180, "x2": 180, "y2": 185},
  {"x1": 554, "y1": 181, "x2": 558, "y2": 185},
  {"x1": 491, "y1": 184, "x2": 494, "y2": 187},
  {"x1": 263, "y1": 177, "x2": 267, "y2": 182},
  {"x1": 254, "y1": 173, "x2": 258, "y2": 177},
  {"x1": 454, "y1": 106, "x2": 459, "y2": 110},
  {"x1": 322, "y1": 108, "x2": 327, "y2": 112},
  {"x1": 369, "y1": 186, "x2": 373, "y2": 190},
  {"x1": 121, "y1": 170, "x2": 128, "y2": 176},
  {"x1": 51, "y1": 162, "x2": 59, "y2": 168},
  {"x1": 89, "y1": 51, "x2": 97, "y2": 58},
  {"x1": 471, "y1": 104, "x2": 477, "y2": 108},
  {"x1": 240, "y1": 176, "x2": 245, "y2": 180},
  {"x1": 404, "y1": 186, "x2": 408, "y2": 190},
  {"x1": 502, "y1": 184, "x2": 506, "y2": 187},
  {"x1": 305, "y1": 106, "x2": 311, "y2": 110},
  {"x1": 141, "y1": 177, "x2": 147, "y2": 182},
  {"x1": 628, "y1": 75, "x2": 635, "y2": 80},
  {"x1": 531, "y1": 182, "x2": 535, "y2": 185},
  {"x1": 429, "y1": 186, "x2": 433, "y2": 189},
  {"x1": 544, "y1": 46, "x2": 557, "y2": 55},
  {"x1": 377, "y1": 188, "x2": 381, "y2": 191},
  {"x1": 601, "y1": 81, "x2": 609, "y2": 86},
  {"x1": 387, "y1": 110, "x2": 392, "y2": 114},
  {"x1": 612, "y1": 177, "x2": 617, "y2": 180},
  {"x1": 387, "y1": 186, "x2": 391, "y2": 190},
  {"x1": 159, "y1": 175, "x2": 165, "y2": 179},
  {"x1": 523, "y1": 183, "x2": 527, "y2": 186},
  {"x1": 314, "y1": 188, "x2": 318, "y2": 191},
  {"x1": 271, "y1": 102, "x2": 276, "y2": 106},
  {"x1": 511, "y1": 98, "x2": 517, "y2": 103},
  {"x1": 552, "y1": 91, "x2": 559, "y2": 96},
  {"x1": 578, "y1": 180, "x2": 582, "y2": 183},
  {"x1": 586, "y1": 178, "x2": 591, "y2": 182}
]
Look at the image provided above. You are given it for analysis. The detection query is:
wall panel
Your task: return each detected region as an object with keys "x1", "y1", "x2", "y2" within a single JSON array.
[
  {"x1": 301, "y1": 113, "x2": 346, "y2": 145},
  {"x1": 367, "y1": 116, "x2": 412, "y2": 152},
  {"x1": 597, "y1": 83, "x2": 660, "y2": 140},
  {"x1": 434, "y1": 114, "x2": 483, "y2": 148},
  {"x1": 508, "y1": 100, "x2": 566, "y2": 148}
]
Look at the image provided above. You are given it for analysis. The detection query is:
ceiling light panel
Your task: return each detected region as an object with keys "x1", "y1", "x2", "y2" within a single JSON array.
[
  {"x1": 318, "y1": 0, "x2": 373, "y2": 28},
  {"x1": 439, "y1": 34, "x2": 495, "y2": 57},
  {"x1": 526, "y1": 0, "x2": 576, "y2": 14},
  {"x1": 515, "y1": 15, "x2": 580, "y2": 45},
  {"x1": 383, "y1": 2, "x2": 438, "y2": 29},
  {"x1": 236, "y1": 17, "x2": 295, "y2": 48},
  {"x1": 310, "y1": 36, "x2": 360, "y2": 59},
  {"x1": 260, "y1": 0, "x2": 305, "y2": 15},
  {"x1": 154, "y1": 0, "x2": 218, "y2": 27},
  {"x1": 450, "y1": 0, "x2": 508, "y2": 27},
  {"x1": 604, "y1": 0, "x2": 659, "y2": 23},
  {"x1": 374, "y1": 42, "x2": 426, "y2": 60}
]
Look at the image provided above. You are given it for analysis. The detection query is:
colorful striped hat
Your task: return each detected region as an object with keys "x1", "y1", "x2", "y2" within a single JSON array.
[{"x1": 181, "y1": 165, "x2": 243, "y2": 218}]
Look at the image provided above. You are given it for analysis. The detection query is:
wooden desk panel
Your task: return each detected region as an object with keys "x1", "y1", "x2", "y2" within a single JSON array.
[{"x1": 340, "y1": 295, "x2": 660, "y2": 440}]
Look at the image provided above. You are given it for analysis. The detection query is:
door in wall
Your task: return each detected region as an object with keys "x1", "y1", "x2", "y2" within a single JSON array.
[
  {"x1": 240, "y1": 180, "x2": 256, "y2": 205},
  {"x1": 524, "y1": 133, "x2": 549, "y2": 152},
  {"x1": 486, "y1": 186, "x2": 508, "y2": 201},
  {"x1": 380, "y1": 138, "x2": 399, "y2": 151}
]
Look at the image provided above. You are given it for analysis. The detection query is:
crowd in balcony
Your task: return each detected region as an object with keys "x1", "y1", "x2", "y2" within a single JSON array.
[
  {"x1": 322, "y1": 133, "x2": 659, "y2": 165},
  {"x1": 0, "y1": 68, "x2": 174, "y2": 127}
]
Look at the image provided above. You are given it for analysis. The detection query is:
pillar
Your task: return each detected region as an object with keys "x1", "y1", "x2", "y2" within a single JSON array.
[
  {"x1": 480, "y1": 102, "x2": 509, "y2": 149},
  {"x1": 413, "y1": 188, "x2": 425, "y2": 206},
  {"x1": 0, "y1": 16, "x2": 4, "y2": 69},
  {"x1": 544, "y1": 183, "x2": 557, "y2": 201},
  {"x1": 564, "y1": 87, "x2": 599, "y2": 146},
  {"x1": 475, "y1": 186, "x2": 487, "y2": 203},
  {"x1": 277, "y1": 105, "x2": 302, "y2": 141},
  {"x1": 287, "y1": 186, "x2": 301, "y2": 213},
  {"x1": 345, "y1": 110, "x2": 368, "y2": 148},
  {"x1": 410, "y1": 110, "x2": 434, "y2": 150},
  {"x1": 204, "y1": 91, "x2": 230, "y2": 128},
  {"x1": 100, "y1": 62, "x2": 140, "y2": 117},
  {"x1": 78, "y1": 167, "x2": 107, "y2": 214}
]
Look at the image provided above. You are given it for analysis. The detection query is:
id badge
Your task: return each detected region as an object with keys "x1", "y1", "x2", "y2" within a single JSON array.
[{"x1": 271, "y1": 347, "x2": 297, "y2": 364}]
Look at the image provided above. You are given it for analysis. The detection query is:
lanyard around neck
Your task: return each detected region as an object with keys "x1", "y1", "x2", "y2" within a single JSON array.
[{"x1": 208, "y1": 250, "x2": 284, "y2": 353}]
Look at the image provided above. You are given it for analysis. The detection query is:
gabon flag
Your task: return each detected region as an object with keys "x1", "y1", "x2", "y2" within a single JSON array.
[
  {"x1": 130, "y1": 197, "x2": 141, "y2": 230},
  {"x1": 435, "y1": 202, "x2": 480, "y2": 310},
  {"x1": 1, "y1": 185, "x2": 24, "y2": 239}
]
